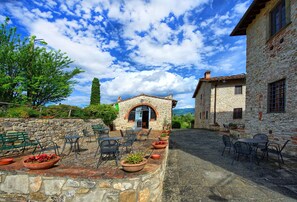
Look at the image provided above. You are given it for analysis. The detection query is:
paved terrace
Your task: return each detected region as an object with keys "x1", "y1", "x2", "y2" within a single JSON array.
[{"x1": 163, "y1": 129, "x2": 297, "y2": 202}]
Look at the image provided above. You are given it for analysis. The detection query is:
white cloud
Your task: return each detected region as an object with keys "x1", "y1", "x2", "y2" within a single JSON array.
[
  {"x1": 102, "y1": 70, "x2": 197, "y2": 99},
  {"x1": 234, "y1": 1, "x2": 250, "y2": 15}
]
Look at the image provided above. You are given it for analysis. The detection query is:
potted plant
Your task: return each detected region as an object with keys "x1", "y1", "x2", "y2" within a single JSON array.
[
  {"x1": 159, "y1": 133, "x2": 169, "y2": 141},
  {"x1": 120, "y1": 152, "x2": 147, "y2": 172},
  {"x1": 23, "y1": 153, "x2": 60, "y2": 170},
  {"x1": 152, "y1": 141, "x2": 168, "y2": 149}
]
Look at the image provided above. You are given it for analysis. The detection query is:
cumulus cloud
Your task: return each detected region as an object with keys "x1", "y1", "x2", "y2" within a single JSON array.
[{"x1": 0, "y1": 0, "x2": 249, "y2": 108}]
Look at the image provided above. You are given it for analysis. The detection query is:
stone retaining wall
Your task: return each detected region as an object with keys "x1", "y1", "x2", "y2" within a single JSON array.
[
  {"x1": 0, "y1": 149, "x2": 168, "y2": 202},
  {"x1": 0, "y1": 118, "x2": 105, "y2": 144}
]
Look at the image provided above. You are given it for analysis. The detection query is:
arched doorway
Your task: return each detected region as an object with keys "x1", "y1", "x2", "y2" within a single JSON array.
[{"x1": 128, "y1": 105, "x2": 157, "y2": 129}]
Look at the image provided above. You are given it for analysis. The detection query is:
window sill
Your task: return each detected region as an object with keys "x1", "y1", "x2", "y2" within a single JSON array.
[{"x1": 266, "y1": 22, "x2": 292, "y2": 44}]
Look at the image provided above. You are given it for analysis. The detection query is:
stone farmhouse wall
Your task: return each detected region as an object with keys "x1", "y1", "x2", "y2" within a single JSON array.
[
  {"x1": 113, "y1": 95, "x2": 173, "y2": 131},
  {"x1": 0, "y1": 118, "x2": 105, "y2": 144},
  {"x1": 245, "y1": 0, "x2": 297, "y2": 138},
  {"x1": 194, "y1": 82, "x2": 211, "y2": 129},
  {"x1": 194, "y1": 81, "x2": 246, "y2": 129}
]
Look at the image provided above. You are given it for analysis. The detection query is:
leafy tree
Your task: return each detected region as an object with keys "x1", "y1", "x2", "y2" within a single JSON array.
[
  {"x1": 172, "y1": 113, "x2": 194, "y2": 129},
  {"x1": 0, "y1": 17, "x2": 83, "y2": 106},
  {"x1": 84, "y1": 104, "x2": 118, "y2": 126},
  {"x1": 0, "y1": 17, "x2": 24, "y2": 103},
  {"x1": 90, "y1": 77, "x2": 100, "y2": 105}
]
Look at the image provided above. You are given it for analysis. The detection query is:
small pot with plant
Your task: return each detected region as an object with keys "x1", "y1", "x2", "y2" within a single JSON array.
[
  {"x1": 120, "y1": 152, "x2": 148, "y2": 172},
  {"x1": 159, "y1": 133, "x2": 169, "y2": 141}
]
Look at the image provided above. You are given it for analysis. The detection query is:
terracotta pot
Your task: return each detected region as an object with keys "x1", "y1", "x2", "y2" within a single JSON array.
[
  {"x1": 152, "y1": 141, "x2": 168, "y2": 149},
  {"x1": 151, "y1": 154, "x2": 161, "y2": 159},
  {"x1": 120, "y1": 158, "x2": 147, "y2": 172},
  {"x1": 0, "y1": 158, "x2": 14, "y2": 165},
  {"x1": 23, "y1": 156, "x2": 60, "y2": 170},
  {"x1": 159, "y1": 136, "x2": 169, "y2": 141}
]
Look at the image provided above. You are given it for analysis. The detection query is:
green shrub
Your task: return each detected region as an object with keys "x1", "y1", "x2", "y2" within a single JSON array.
[
  {"x1": 6, "y1": 106, "x2": 39, "y2": 118},
  {"x1": 83, "y1": 104, "x2": 118, "y2": 126},
  {"x1": 172, "y1": 121, "x2": 181, "y2": 128},
  {"x1": 124, "y1": 152, "x2": 144, "y2": 164},
  {"x1": 41, "y1": 105, "x2": 85, "y2": 118}
]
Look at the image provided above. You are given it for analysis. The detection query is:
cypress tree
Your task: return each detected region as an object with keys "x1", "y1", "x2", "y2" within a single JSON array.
[{"x1": 90, "y1": 78, "x2": 100, "y2": 105}]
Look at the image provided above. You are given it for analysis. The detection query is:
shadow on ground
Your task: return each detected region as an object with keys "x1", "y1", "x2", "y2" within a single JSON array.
[{"x1": 162, "y1": 129, "x2": 297, "y2": 202}]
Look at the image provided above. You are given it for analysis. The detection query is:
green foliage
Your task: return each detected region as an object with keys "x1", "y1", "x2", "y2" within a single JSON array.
[
  {"x1": 172, "y1": 113, "x2": 194, "y2": 129},
  {"x1": 90, "y1": 78, "x2": 100, "y2": 105},
  {"x1": 161, "y1": 133, "x2": 167, "y2": 137},
  {"x1": 6, "y1": 106, "x2": 39, "y2": 118},
  {"x1": 172, "y1": 121, "x2": 181, "y2": 129},
  {"x1": 83, "y1": 104, "x2": 118, "y2": 126},
  {"x1": 124, "y1": 152, "x2": 144, "y2": 164},
  {"x1": 0, "y1": 17, "x2": 83, "y2": 106},
  {"x1": 41, "y1": 105, "x2": 85, "y2": 118}
]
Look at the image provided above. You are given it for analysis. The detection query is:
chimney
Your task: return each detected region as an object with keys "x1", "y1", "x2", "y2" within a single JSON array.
[
  {"x1": 117, "y1": 96, "x2": 122, "y2": 102},
  {"x1": 204, "y1": 71, "x2": 211, "y2": 79}
]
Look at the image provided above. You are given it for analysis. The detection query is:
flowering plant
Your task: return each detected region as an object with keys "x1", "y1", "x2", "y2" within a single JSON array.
[{"x1": 24, "y1": 154, "x2": 58, "y2": 163}]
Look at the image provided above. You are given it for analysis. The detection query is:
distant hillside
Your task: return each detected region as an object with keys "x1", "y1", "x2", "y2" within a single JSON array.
[{"x1": 173, "y1": 108, "x2": 195, "y2": 116}]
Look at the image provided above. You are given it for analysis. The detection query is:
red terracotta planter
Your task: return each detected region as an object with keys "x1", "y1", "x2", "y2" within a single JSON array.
[
  {"x1": 151, "y1": 154, "x2": 161, "y2": 159},
  {"x1": 152, "y1": 141, "x2": 168, "y2": 149},
  {"x1": 23, "y1": 156, "x2": 60, "y2": 170},
  {"x1": 120, "y1": 158, "x2": 147, "y2": 172},
  {"x1": 159, "y1": 136, "x2": 169, "y2": 141},
  {"x1": 0, "y1": 158, "x2": 14, "y2": 165}
]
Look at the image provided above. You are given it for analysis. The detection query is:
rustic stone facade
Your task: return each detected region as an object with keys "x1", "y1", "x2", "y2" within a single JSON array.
[
  {"x1": 193, "y1": 72, "x2": 246, "y2": 130},
  {"x1": 231, "y1": 0, "x2": 297, "y2": 154},
  {"x1": 112, "y1": 94, "x2": 177, "y2": 131},
  {"x1": 0, "y1": 118, "x2": 105, "y2": 144}
]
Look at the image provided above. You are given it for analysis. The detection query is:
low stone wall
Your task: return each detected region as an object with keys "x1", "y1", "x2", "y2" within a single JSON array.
[
  {"x1": 0, "y1": 149, "x2": 168, "y2": 202},
  {"x1": 0, "y1": 118, "x2": 105, "y2": 143}
]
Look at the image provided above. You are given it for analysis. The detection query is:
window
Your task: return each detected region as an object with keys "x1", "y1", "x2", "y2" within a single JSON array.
[
  {"x1": 268, "y1": 79, "x2": 285, "y2": 112},
  {"x1": 270, "y1": 0, "x2": 286, "y2": 36},
  {"x1": 233, "y1": 108, "x2": 242, "y2": 119},
  {"x1": 199, "y1": 112, "x2": 201, "y2": 119},
  {"x1": 206, "y1": 111, "x2": 208, "y2": 119},
  {"x1": 235, "y1": 85, "x2": 242, "y2": 95}
]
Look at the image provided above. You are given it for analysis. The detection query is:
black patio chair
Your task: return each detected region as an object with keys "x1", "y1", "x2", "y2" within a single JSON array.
[
  {"x1": 138, "y1": 128, "x2": 152, "y2": 141},
  {"x1": 119, "y1": 134, "x2": 136, "y2": 154},
  {"x1": 96, "y1": 139, "x2": 120, "y2": 168},
  {"x1": 82, "y1": 129, "x2": 95, "y2": 143},
  {"x1": 232, "y1": 141, "x2": 257, "y2": 166},
  {"x1": 261, "y1": 140, "x2": 290, "y2": 168},
  {"x1": 221, "y1": 135, "x2": 233, "y2": 156},
  {"x1": 94, "y1": 133, "x2": 110, "y2": 157},
  {"x1": 253, "y1": 133, "x2": 268, "y2": 155},
  {"x1": 33, "y1": 136, "x2": 60, "y2": 155}
]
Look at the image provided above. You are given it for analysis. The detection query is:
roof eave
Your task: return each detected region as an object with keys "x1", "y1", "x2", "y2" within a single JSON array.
[{"x1": 230, "y1": 0, "x2": 270, "y2": 36}]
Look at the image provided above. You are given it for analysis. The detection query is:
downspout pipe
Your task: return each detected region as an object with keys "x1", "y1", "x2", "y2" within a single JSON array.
[{"x1": 214, "y1": 84, "x2": 217, "y2": 124}]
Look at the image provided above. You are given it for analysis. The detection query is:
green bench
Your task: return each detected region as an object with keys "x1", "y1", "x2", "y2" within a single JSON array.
[{"x1": 0, "y1": 132, "x2": 39, "y2": 155}]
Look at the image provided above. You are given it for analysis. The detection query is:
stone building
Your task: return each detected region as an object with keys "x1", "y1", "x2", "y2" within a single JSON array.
[
  {"x1": 231, "y1": 0, "x2": 297, "y2": 137},
  {"x1": 192, "y1": 71, "x2": 246, "y2": 130},
  {"x1": 112, "y1": 94, "x2": 177, "y2": 130}
]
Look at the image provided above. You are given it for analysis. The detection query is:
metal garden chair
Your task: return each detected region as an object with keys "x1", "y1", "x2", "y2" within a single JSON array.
[
  {"x1": 221, "y1": 135, "x2": 233, "y2": 156},
  {"x1": 138, "y1": 128, "x2": 152, "y2": 141},
  {"x1": 261, "y1": 140, "x2": 290, "y2": 168},
  {"x1": 232, "y1": 141, "x2": 258, "y2": 166},
  {"x1": 96, "y1": 139, "x2": 120, "y2": 168}
]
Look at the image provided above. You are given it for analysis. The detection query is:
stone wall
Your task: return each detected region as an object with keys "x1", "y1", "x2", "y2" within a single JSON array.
[
  {"x1": 194, "y1": 80, "x2": 246, "y2": 129},
  {"x1": 0, "y1": 118, "x2": 105, "y2": 144},
  {"x1": 113, "y1": 95, "x2": 174, "y2": 131},
  {"x1": 0, "y1": 147, "x2": 168, "y2": 202},
  {"x1": 244, "y1": 0, "x2": 297, "y2": 151}
]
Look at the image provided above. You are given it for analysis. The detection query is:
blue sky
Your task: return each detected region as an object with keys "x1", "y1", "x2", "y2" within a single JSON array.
[{"x1": 0, "y1": 0, "x2": 252, "y2": 108}]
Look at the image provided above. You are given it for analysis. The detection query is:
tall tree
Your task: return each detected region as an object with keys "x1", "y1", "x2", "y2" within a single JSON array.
[
  {"x1": 0, "y1": 17, "x2": 24, "y2": 103},
  {"x1": 90, "y1": 77, "x2": 100, "y2": 105},
  {"x1": 0, "y1": 17, "x2": 83, "y2": 106}
]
